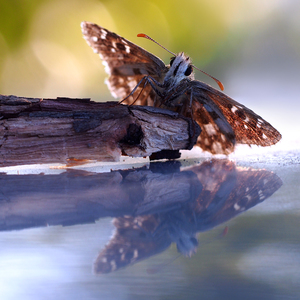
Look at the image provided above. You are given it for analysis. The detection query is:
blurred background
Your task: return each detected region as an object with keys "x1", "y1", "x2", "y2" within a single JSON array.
[
  {"x1": 0, "y1": 0, "x2": 299, "y2": 146},
  {"x1": 0, "y1": 2, "x2": 300, "y2": 299}
]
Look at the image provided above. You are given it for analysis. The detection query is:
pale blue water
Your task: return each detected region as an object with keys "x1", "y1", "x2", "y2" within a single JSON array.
[{"x1": 0, "y1": 152, "x2": 299, "y2": 300}]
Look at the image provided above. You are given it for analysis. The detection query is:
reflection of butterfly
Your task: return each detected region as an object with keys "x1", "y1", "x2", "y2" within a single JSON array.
[
  {"x1": 94, "y1": 160, "x2": 282, "y2": 273},
  {"x1": 81, "y1": 22, "x2": 281, "y2": 155},
  {"x1": 94, "y1": 215, "x2": 172, "y2": 274},
  {"x1": 94, "y1": 214, "x2": 200, "y2": 274}
]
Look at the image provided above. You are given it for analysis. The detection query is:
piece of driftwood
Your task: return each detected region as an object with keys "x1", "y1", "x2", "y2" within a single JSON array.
[{"x1": 0, "y1": 95, "x2": 201, "y2": 167}]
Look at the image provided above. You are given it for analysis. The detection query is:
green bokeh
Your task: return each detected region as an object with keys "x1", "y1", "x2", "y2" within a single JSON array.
[
  {"x1": 0, "y1": 0, "x2": 42, "y2": 50},
  {"x1": 0, "y1": 0, "x2": 248, "y2": 98},
  {"x1": 0, "y1": 0, "x2": 298, "y2": 102}
]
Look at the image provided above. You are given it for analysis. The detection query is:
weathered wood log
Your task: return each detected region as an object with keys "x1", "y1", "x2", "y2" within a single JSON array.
[{"x1": 0, "y1": 95, "x2": 201, "y2": 167}]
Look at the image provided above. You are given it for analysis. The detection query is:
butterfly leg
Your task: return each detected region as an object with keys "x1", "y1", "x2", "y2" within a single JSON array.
[
  {"x1": 160, "y1": 81, "x2": 192, "y2": 109},
  {"x1": 118, "y1": 76, "x2": 149, "y2": 104},
  {"x1": 119, "y1": 75, "x2": 164, "y2": 105}
]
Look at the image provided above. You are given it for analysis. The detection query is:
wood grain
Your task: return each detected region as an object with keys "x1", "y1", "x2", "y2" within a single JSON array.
[{"x1": 0, "y1": 95, "x2": 200, "y2": 166}]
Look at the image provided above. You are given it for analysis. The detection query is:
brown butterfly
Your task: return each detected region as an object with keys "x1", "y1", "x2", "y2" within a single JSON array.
[{"x1": 81, "y1": 22, "x2": 281, "y2": 154}]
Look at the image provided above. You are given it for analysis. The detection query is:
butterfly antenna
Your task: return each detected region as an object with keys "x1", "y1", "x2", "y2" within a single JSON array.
[
  {"x1": 137, "y1": 33, "x2": 176, "y2": 56},
  {"x1": 138, "y1": 33, "x2": 224, "y2": 91},
  {"x1": 138, "y1": 34, "x2": 224, "y2": 91},
  {"x1": 192, "y1": 65, "x2": 224, "y2": 91}
]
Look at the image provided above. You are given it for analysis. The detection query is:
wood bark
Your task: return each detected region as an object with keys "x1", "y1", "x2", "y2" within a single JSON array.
[{"x1": 0, "y1": 95, "x2": 201, "y2": 167}]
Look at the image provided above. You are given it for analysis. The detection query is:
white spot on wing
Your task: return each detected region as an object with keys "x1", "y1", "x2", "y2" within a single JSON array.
[
  {"x1": 212, "y1": 141, "x2": 222, "y2": 153},
  {"x1": 125, "y1": 45, "x2": 131, "y2": 53},
  {"x1": 102, "y1": 61, "x2": 111, "y2": 75},
  {"x1": 257, "y1": 119, "x2": 263, "y2": 128},
  {"x1": 100, "y1": 29, "x2": 107, "y2": 39},
  {"x1": 92, "y1": 36, "x2": 98, "y2": 42},
  {"x1": 110, "y1": 260, "x2": 117, "y2": 271},
  {"x1": 234, "y1": 203, "x2": 240, "y2": 210},
  {"x1": 81, "y1": 22, "x2": 87, "y2": 32},
  {"x1": 133, "y1": 249, "x2": 139, "y2": 259},
  {"x1": 127, "y1": 79, "x2": 138, "y2": 91},
  {"x1": 204, "y1": 123, "x2": 217, "y2": 136},
  {"x1": 245, "y1": 194, "x2": 252, "y2": 201},
  {"x1": 258, "y1": 190, "x2": 265, "y2": 200},
  {"x1": 231, "y1": 106, "x2": 238, "y2": 113}
]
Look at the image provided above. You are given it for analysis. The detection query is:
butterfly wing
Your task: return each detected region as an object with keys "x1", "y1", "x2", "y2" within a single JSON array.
[
  {"x1": 183, "y1": 81, "x2": 281, "y2": 154},
  {"x1": 188, "y1": 160, "x2": 282, "y2": 230},
  {"x1": 194, "y1": 81, "x2": 282, "y2": 147},
  {"x1": 191, "y1": 98, "x2": 236, "y2": 154},
  {"x1": 81, "y1": 22, "x2": 167, "y2": 105},
  {"x1": 94, "y1": 215, "x2": 171, "y2": 274}
]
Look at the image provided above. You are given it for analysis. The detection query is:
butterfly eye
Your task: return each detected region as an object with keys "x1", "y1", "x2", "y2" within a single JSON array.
[
  {"x1": 170, "y1": 57, "x2": 175, "y2": 66},
  {"x1": 184, "y1": 65, "x2": 193, "y2": 76}
]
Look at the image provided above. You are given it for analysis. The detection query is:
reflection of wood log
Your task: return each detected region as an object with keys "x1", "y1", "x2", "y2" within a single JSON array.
[
  {"x1": 0, "y1": 160, "x2": 282, "y2": 233},
  {"x1": 0, "y1": 165, "x2": 201, "y2": 231},
  {"x1": 0, "y1": 95, "x2": 200, "y2": 167}
]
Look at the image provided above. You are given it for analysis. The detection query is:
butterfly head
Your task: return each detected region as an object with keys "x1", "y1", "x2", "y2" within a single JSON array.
[{"x1": 165, "y1": 52, "x2": 194, "y2": 86}]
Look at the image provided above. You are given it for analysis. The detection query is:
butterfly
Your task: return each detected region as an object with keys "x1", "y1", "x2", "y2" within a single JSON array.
[{"x1": 81, "y1": 22, "x2": 282, "y2": 155}]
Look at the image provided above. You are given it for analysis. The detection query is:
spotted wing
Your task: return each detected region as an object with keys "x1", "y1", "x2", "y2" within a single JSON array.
[
  {"x1": 209, "y1": 165, "x2": 283, "y2": 223},
  {"x1": 195, "y1": 81, "x2": 281, "y2": 147},
  {"x1": 81, "y1": 22, "x2": 167, "y2": 105},
  {"x1": 186, "y1": 81, "x2": 281, "y2": 154},
  {"x1": 94, "y1": 216, "x2": 171, "y2": 274},
  {"x1": 188, "y1": 160, "x2": 282, "y2": 229}
]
